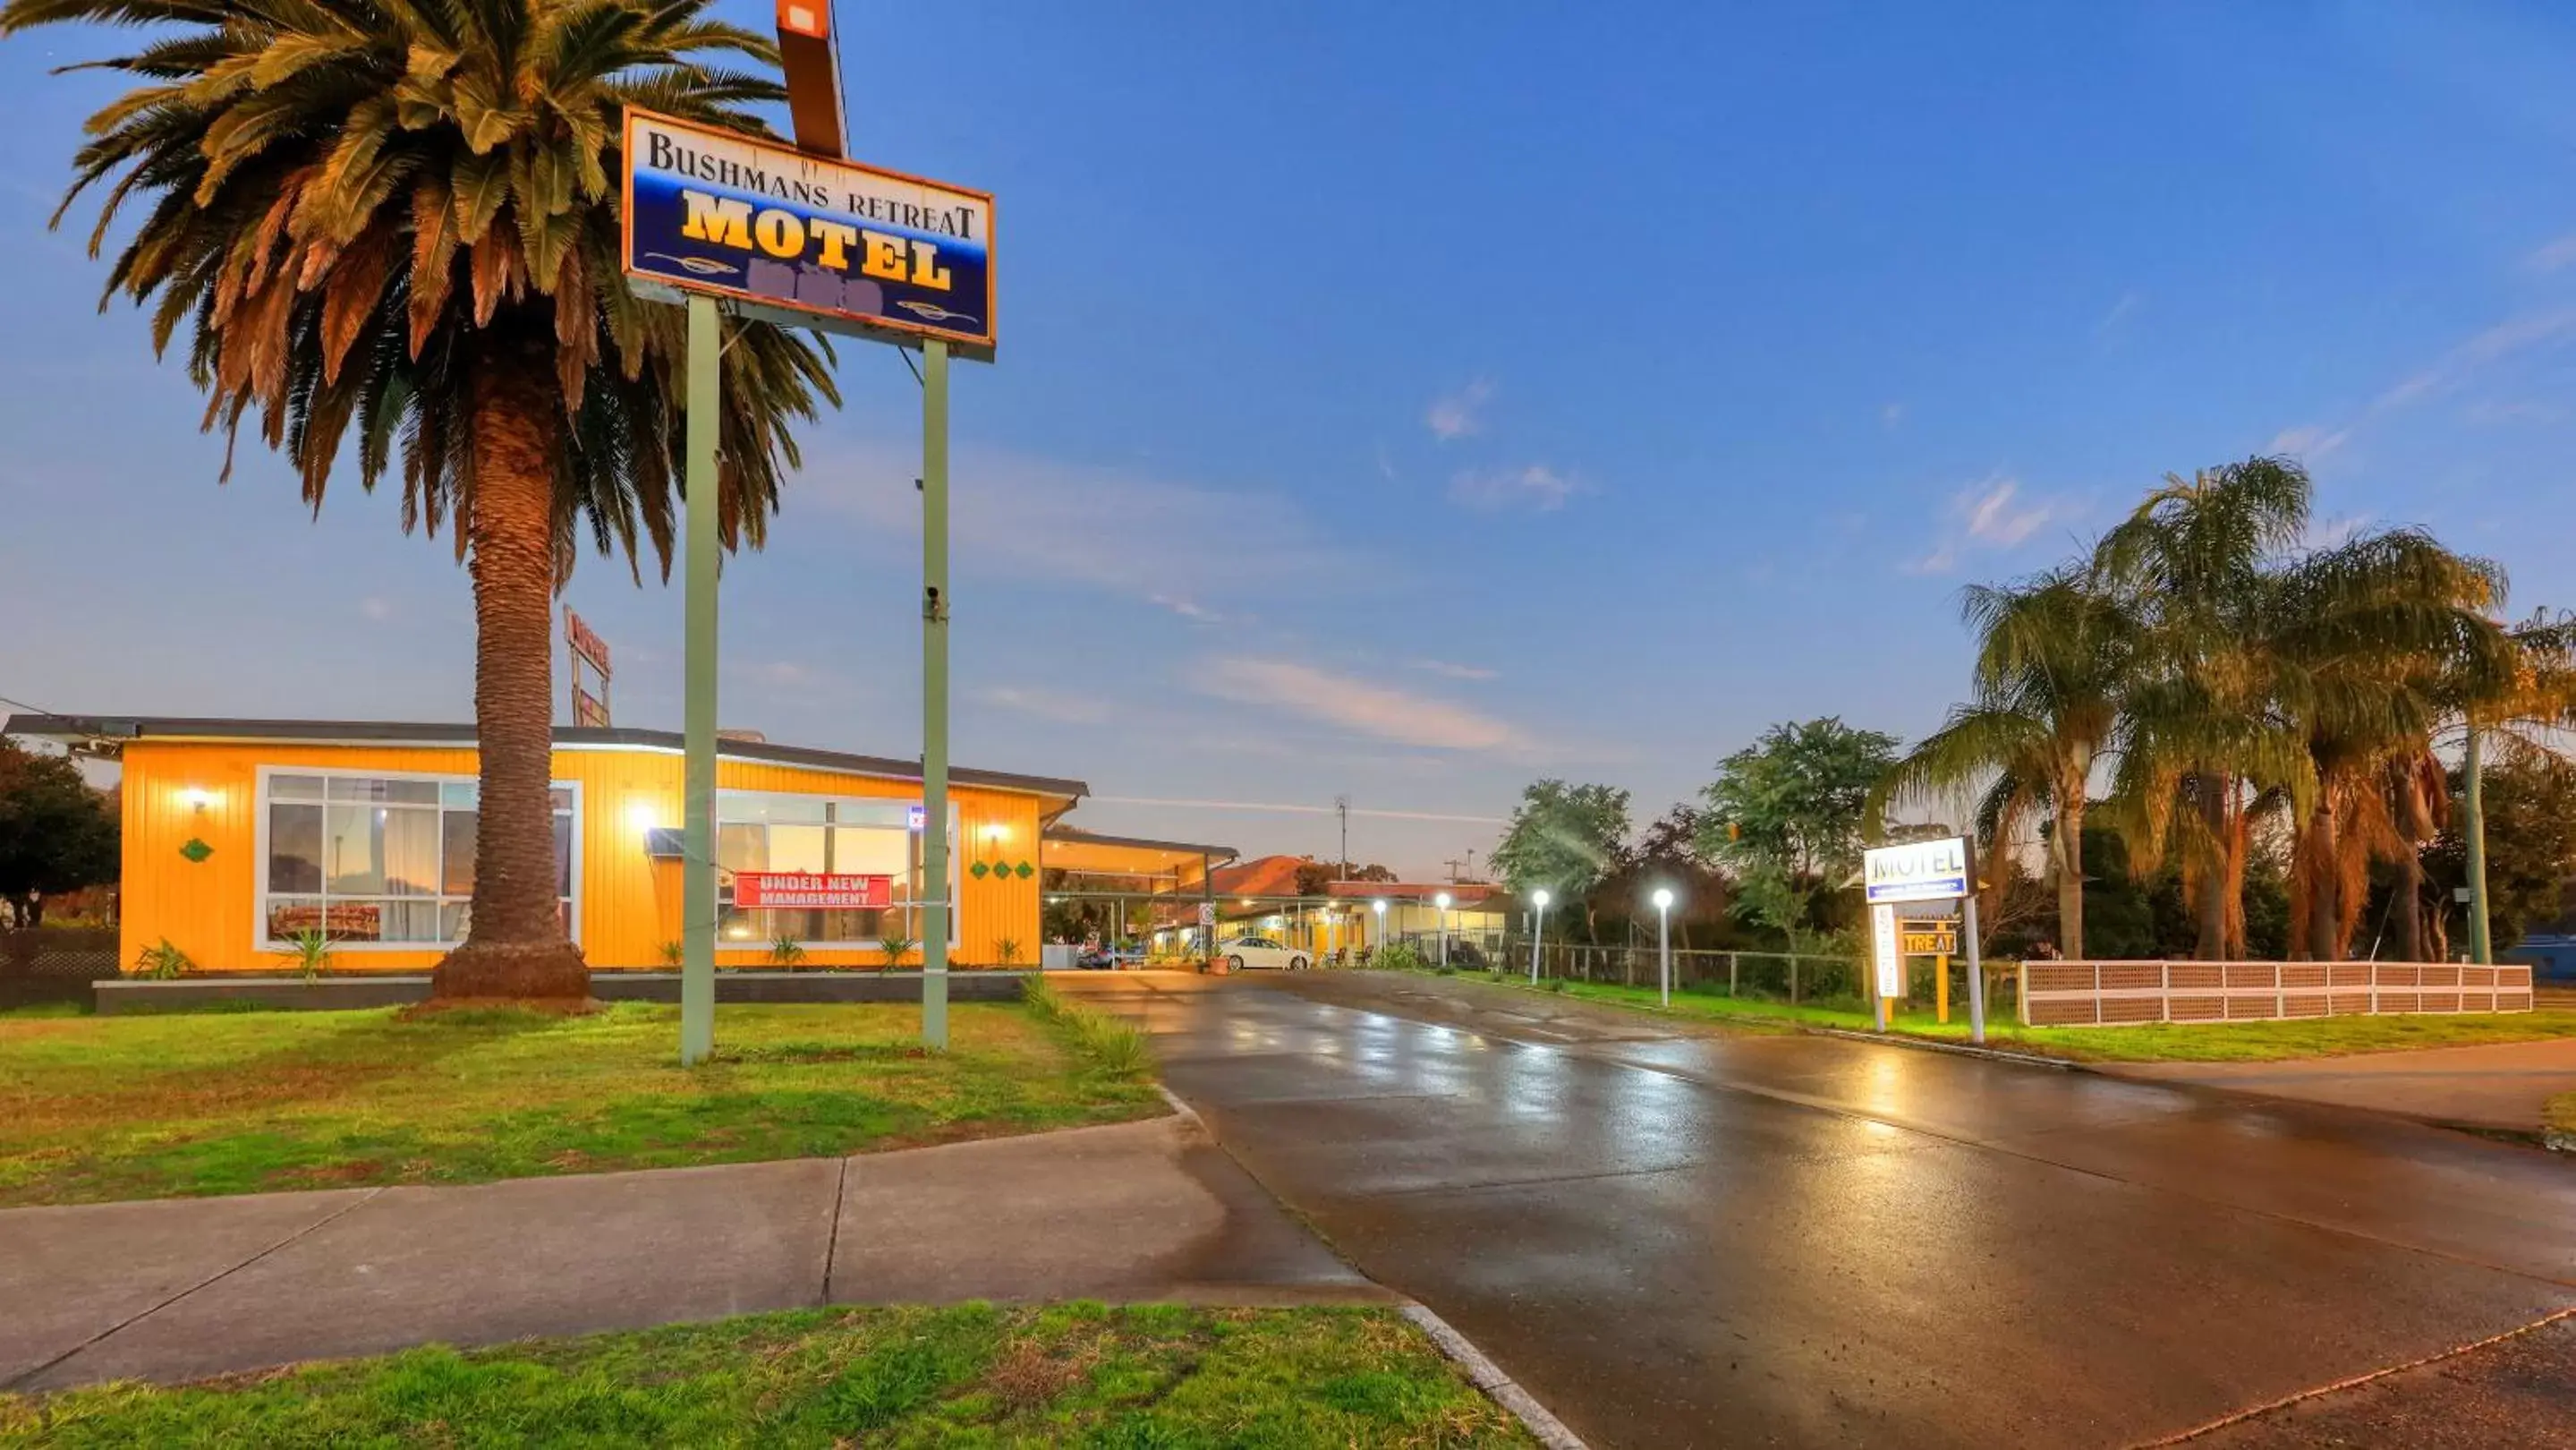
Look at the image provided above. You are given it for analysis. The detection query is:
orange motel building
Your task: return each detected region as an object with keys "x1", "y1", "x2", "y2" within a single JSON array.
[{"x1": 3, "y1": 716, "x2": 1244, "y2": 974}]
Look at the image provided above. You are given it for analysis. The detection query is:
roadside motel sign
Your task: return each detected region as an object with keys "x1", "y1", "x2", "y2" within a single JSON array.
[
  {"x1": 621, "y1": 108, "x2": 995, "y2": 358},
  {"x1": 1860, "y1": 835, "x2": 1988, "y2": 1044},
  {"x1": 1863, "y1": 836, "x2": 1972, "y2": 904},
  {"x1": 733, "y1": 872, "x2": 892, "y2": 910}
]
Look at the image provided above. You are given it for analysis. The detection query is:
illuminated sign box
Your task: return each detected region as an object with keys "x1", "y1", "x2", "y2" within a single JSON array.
[
  {"x1": 621, "y1": 108, "x2": 994, "y2": 359},
  {"x1": 1863, "y1": 837, "x2": 1971, "y2": 904}
]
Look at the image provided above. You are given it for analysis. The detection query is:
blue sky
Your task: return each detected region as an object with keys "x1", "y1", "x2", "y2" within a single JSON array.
[{"x1": 9, "y1": 3, "x2": 2576, "y2": 874}]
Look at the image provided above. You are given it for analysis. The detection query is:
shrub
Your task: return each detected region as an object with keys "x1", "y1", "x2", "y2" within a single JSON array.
[
  {"x1": 658, "y1": 939, "x2": 684, "y2": 967},
  {"x1": 878, "y1": 934, "x2": 915, "y2": 969},
  {"x1": 131, "y1": 937, "x2": 191, "y2": 979},
  {"x1": 1024, "y1": 978, "x2": 1152, "y2": 1078},
  {"x1": 991, "y1": 936, "x2": 1024, "y2": 968},
  {"x1": 769, "y1": 936, "x2": 809, "y2": 967},
  {"x1": 1373, "y1": 941, "x2": 1429, "y2": 975},
  {"x1": 277, "y1": 928, "x2": 334, "y2": 981}
]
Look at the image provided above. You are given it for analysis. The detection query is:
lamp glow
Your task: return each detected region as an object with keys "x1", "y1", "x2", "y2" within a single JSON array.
[
  {"x1": 1652, "y1": 887, "x2": 1674, "y2": 910},
  {"x1": 625, "y1": 799, "x2": 664, "y2": 837}
]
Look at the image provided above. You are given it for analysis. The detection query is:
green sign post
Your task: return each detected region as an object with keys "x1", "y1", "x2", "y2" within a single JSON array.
[{"x1": 621, "y1": 99, "x2": 995, "y2": 1063}]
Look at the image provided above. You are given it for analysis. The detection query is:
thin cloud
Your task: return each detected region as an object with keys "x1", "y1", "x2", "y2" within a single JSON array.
[
  {"x1": 2528, "y1": 233, "x2": 2576, "y2": 273},
  {"x1": 2374, "y1": 308, "x2": 2576, "y2": 411},
  {"x1": 2266, "y1": 424, "x2": 2350, "y2": 460},
  {"x1": 1412, "y1": 659, "x2": 1498, "y2": 682},
  {"x1": 1906, "y1": 474, "x2": 2063, "y2": 576},
  {"x1": 1449, "y1": 463, "x2": 1585, "y2": 512},
  {"x1": 1880, "y1": 402, "x2": 1906, "y2": 429},
  {"x1": 1150, "y1": 593, "x2": 1223, "y2": 623},
  {"x1": 806, "y1": 439, "x2": 1353, "y2": 618},
  {"x1": 1087, "y1": 794, "x2": 1504, "y2": 825},
  {"x1": 360, "y1": 596, "x2": 395, "y2": 622},
  {"x1": 977, "y1": 685, "x2": 1112, "y2": 725},
  {"x1": 1424, "y1": 378, "x2": 1493, "y2": 442},
  {"x1": 1196, "y1": 656, "x2": 1528, "y2": 753},
  {"x1": 2094, "y1": 290, "x2": 2145, "y2": 337}
]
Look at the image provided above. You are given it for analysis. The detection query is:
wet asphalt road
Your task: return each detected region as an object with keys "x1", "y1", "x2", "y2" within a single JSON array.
[{"x1": 1059, "y1": 971, "x2": 2576, "y2": 1450}]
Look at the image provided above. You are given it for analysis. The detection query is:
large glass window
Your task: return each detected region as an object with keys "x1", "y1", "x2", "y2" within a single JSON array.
[
  {"x1": 716, "y1": 791, "x2": 942, "y2": 946},
  {"x1": 261, "y1": 771, "x2": 576, "y2": 946}
]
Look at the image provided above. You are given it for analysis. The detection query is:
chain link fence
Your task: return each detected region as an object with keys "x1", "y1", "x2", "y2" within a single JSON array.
[{"x1": 1499, "y1": 937, "x2": 2020, "y2": 1015}]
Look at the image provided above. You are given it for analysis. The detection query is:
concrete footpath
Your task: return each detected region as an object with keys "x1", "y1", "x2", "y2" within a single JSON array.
[
  {"x1": 2099, "y1": 1036, "x2": 2576, "y2": 1133},
  {"x1": 0, "y1": 1114, "x2": 1388, "y2": 1393}
]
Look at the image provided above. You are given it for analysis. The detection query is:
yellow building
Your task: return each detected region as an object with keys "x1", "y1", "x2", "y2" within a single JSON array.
[{"x1": 5, "y1": 716, "x2": 1100, "y2": 974}]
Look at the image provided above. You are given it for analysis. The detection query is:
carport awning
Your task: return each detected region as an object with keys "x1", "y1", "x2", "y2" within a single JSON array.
[{"x1": 1041, "y1": 827, "x2": 1236, "y2": 887}]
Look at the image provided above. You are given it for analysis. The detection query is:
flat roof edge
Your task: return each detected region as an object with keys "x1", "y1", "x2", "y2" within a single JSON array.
[{"x1": 0, "y1": 715, "x2": 1087, "y2": 800}]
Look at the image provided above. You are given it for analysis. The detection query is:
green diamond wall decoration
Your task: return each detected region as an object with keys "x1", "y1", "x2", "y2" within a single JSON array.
[
  {"x1": 1014, "y1": 860, "x2": 1034, "y2": 879},
  {"x1": 969, "y1": 860, "x2": 990, "y2": 880},
  {"x1": 178, "y1": 838, "x2": 213, "y2": 863}
]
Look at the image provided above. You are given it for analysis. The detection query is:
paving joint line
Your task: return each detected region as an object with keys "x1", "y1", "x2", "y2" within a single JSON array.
[
  {"x1": 4, "y1": 1187, "x2": 387, "y2": 1393},
  {"x1": 2127, "y1": 1306, "x2": 2576, "y2": 1446},
  {"x1": 819, "y1": 1155, "x2": 851, "y2": 1305}
]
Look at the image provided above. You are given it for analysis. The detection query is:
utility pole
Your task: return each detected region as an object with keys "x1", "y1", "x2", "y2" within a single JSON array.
[
  {"x1": 1335, "y1": 794, "x2": 1349, "y2": 879},
  {"x1": 2466, "y1": 723, "x2": 2494, "y2": 965}
]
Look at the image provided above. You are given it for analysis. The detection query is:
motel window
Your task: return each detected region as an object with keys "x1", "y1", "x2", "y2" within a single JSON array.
[
  {"x1": 261, "y1": 771, "x2": 577, "y2": 946},
  {"x1": 715, "y1": 791, "x2": 951, "y2": 947}
]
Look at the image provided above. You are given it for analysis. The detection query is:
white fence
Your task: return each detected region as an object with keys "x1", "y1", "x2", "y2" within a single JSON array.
[{"x1": 2020, "y1": 960, "x2": 2535, "y2": 1028}]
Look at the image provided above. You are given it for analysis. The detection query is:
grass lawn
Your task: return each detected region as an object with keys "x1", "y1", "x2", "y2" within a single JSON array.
[
  {"x1": 1432, "y1": 970, "x2": 2576, "y2": 1063},
  {"x1": 0, "y1": 1302, "x2": 1533, "y2": 1449},
  {"x1": 0, "y1": 999, "x2": 1162, "y2": 1207},
  {"x1": 2547, "y1": 1091, "x2": 2576, "y2": 1141}
]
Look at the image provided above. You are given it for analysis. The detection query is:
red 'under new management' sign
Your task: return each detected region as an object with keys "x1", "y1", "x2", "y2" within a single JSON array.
[{"x1": 733, "y1": 873, "x2": 892, "y2": 910}]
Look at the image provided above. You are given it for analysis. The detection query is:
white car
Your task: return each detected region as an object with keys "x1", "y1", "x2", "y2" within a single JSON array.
[{"x1": 1218, "y1": 935, "x2": 1310, "y2": 971}]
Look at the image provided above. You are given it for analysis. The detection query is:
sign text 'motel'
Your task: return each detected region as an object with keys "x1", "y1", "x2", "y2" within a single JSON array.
[
  {"x1": 1863, "y1": 836, "x2": 1973, "y2": 904},
  {"x1": 621, "y1": 109, "x2": 994, "y2": 358}
]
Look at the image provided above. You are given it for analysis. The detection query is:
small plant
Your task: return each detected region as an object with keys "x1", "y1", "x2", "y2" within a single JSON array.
[
  {"x1": 1024, "y1": 978, "x2": 1152, "y2": 1077},
  {"x1": 1373, "y1": 941, "x2": 1429, "y2": 975},
  {"x1": 132, "y1": 937, "x2": 192, "y2": 980},
  {"x1": 658, "y1": 939, "x2": 684, "y2": 968},
  {"x1": 878, "y1": 933, "x2": 915, "y2": 968},
  {"x1": 991, "y1": 936, "x2": 1024, "y2": 968},
  {"x1": 277, "y1": 928, "x2": 334, "y2": 981},
  {"x1": 769, "y1": 935, "x2": 808, "y2": 966},
  {"x1": 1543, "y1": 977, "x2": 1569, "y2": 994}
]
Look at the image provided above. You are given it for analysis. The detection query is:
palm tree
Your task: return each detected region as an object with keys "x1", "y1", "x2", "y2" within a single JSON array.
[
  {"x1": 2257, "y1": 531, "x2": 2505, "y2": 960},
  {"x1": 9, "y1": 0, "x2": 840, "y2": 999},
  {"x1": 1872, "y1": 566, "x2": 2133, "y2": 958},
  {"x1": 2095, "y1": 457, "x2": 2316, "y2": 960}
]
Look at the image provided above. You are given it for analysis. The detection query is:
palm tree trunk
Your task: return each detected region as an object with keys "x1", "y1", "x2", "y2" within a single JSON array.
[
  {"x1": 2194, "y1": 774, "x2": 2228, "y2": 960},
  {"x1": 430, "y1": 331, "x2": 590, "y2": 1002},
  {"x1": 2393, "y1": 848, "x2": 2426, "y2": 963},
  {"x1": 2053, "y1": 790, "x2": 2086, "y2": 959},
  {"x1": 2300, "y1": 797, "x2": 2340, "y2": 962}
]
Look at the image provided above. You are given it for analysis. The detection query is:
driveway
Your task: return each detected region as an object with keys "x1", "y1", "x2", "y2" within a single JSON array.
[
  {"x1": 1060, "y1": 970, "x2": 2576, "y2": 1449},
  {"x1": 2098, "y1": 1036, "x2": 2576, "y2": 1132}
]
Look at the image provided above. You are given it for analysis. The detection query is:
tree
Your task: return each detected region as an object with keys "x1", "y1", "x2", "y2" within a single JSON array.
[
  {"x1": 1871, "y1": 566, "x2": 2134, "y2": 957},
  {"x1": 12, "y1": 0, "x2": 841, "y2": 1000},
  {"x1": 1701, "y1": 718, "x2": 1898, "y2": 952},
  {"x1": 2421, "y1": 743, "x2": 2576, "y2": 954},
  {"x1": 2256, "y1": 529, "x2": 2506, "y2": 959},
  {"x1": 1488, "y1": 780, "x2": 1631, "y2": 935},
  {"x1": 0, "y1": 742, "x2": 119, "y2": 928},
  {"x1": 2095, "y1": 457, "x2": 2316, "y2": 959}
]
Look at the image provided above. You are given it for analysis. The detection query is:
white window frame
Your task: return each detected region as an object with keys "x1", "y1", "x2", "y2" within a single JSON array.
[
  {"x1": 252, "y1": 764, "x2": 583, "y2": 955},
  {"x1": 715, "y1": 789, "x2": 961, "y2": 950}
]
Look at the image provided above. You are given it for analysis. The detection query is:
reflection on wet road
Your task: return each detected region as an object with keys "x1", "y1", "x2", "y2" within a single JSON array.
[{"x1": 1061, "y1": 971, "x2": 2576, "y2": 1449}]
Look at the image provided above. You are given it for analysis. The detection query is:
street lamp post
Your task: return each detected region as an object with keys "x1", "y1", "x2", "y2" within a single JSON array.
[
  {"x1": 1373, "y1": 899, "x2": 1388, "y2": 960},
  {"x1": 1529, "y1": 889, "x2": 1551, "y2": 985},
  {"x1": 1434, "y1": 891, "x2": 1452, "y2": 968},
  {"x1": 1651, "y1": 887, "x2": 1675, "y2": 1008}
]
